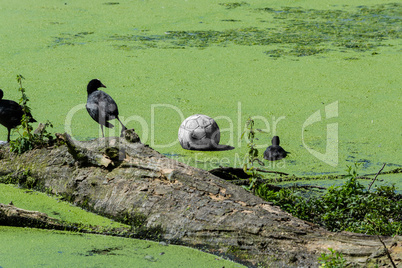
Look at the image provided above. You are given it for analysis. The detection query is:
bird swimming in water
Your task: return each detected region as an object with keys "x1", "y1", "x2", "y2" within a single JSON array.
[
  {"x1": 0, "y1": 88, "x2": 37, "y2": 142},
  {"x1": 263, "y1": 136, "x2": 288, "y2": 161},
  {"x1": 86, "y1": 79, "x2": 127, "y2": 137}
]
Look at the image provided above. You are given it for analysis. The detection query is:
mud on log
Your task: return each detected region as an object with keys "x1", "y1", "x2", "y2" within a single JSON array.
[{"x1": 0, "y1": 134, "x2": 401, "y2": 267}]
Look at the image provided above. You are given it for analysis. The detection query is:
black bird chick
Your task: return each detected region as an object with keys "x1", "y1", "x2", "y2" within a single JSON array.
[
  {"x1": 263, "y1": 136, "x2": 288, "y2": 161},
  {"x1": 86, "y1": 79, "x2": 127, "y2": 137},
  {"x1": 0, "y1": 89, "x2": 37, "y2": 142}
]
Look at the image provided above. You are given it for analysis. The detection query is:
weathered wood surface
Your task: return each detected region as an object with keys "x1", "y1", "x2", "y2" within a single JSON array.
[
  {"x1": 0, "y1": 203, "x2": 63, "y2": 230},
  {"x1": 0, "y1": 134, "x2": 401, "y2": 267}
]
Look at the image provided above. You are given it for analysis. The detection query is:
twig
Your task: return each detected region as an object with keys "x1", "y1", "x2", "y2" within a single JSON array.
[
  {"x1": 229, "y1": 179, "x2": 326, "y2": 191},
  {"x1": 368, "y1": 163, "x2": 386, "y2": 191},
  {"x1": 355, "y1": 176, "x2": 378, "y2": 180},
  {"x1": 377, "y1": 235, "x2": 397, "y2": 268},
  {"x1": 367, "y1": 217, "x2": 397, "y2": 268},
  {"x1": 255, "y1": 168, "x2": 289, "y2": 176},
  {"x1": 293, "y1": 185, "x2": 327, "y2": 190}
]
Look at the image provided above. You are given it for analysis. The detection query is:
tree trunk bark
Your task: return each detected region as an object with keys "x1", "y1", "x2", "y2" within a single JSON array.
[{"x1": 0, "y1": 134, "x2": 400, "y2": 267}]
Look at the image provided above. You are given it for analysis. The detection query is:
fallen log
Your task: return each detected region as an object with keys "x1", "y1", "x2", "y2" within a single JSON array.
[
  {"x1": 0, "y1": 203, "x2": 64, "y2": 230},
  {"x1": 0, "y1": 134, "x2": 401, "y2": 267},
  {"x1": 0, "y1": 203, "x2": 136, "y2": 236}
]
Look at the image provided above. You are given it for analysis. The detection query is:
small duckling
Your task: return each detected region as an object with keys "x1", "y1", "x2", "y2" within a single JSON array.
[{"x1": 263, "y1": 136, "x2": 288, "y2": 161}]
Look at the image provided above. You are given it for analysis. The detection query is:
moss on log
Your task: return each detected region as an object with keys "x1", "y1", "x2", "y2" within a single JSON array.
[{"x1": 0, "y1": 134, "x2": 401, "y2": 267}]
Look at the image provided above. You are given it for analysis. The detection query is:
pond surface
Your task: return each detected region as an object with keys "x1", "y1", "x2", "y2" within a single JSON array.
[
  {"x1": 0, "y1": 226, "x2": 242, "y2": 268},
  {"x1": 0, "y1": 0, "x2": 400, "y2": 265},
  {"x1": 0, "y1": 184, "x2": 244, "y2": 267},
  {"x1": 0, "y1": 0, "x2": 400, "y2": 178},
  {"x1": 273, "y1": 173, "x2": 402, "y2": 193}
]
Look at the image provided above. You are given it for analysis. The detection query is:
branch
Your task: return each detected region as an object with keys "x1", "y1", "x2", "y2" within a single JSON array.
[
  {"x1": 377, "y1": 235, "x2": 397, "y2": 268},
  {"x1": 293, "y1": 185, "x2": 327, "y2": 190},
  {"x1": 368, "y1": 163, "x2": 386, "y2": 191},
  {"x1": 0, "y1": 203, "x2": 64, "y2": 230},
  {"x1": 255, "y1": 168, "x2": 289, "y2": 176}
]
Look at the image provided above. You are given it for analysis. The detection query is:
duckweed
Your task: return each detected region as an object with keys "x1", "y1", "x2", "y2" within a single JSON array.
[
  {"x1": 50, "y1": 3, "x2": 401, "y2": 58},
  {"x1": 218, "y1": 2, "x2": 249, "y2": 10},
  {"x1": 0, "y1": 226, "x2": 244, "y2": 267}
]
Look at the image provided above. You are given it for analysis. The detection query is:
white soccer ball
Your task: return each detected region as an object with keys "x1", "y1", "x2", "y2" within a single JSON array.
[{"x1": 178, "y1": 114, "x2": 220, "y2": 150}]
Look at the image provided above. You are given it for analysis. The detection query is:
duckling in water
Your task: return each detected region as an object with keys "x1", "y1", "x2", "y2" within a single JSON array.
[
  {"x1": 263, "y1": 136, "x2": 288, "y2": 161},
  {"x1": 0, "y1": 89, "x2": 37, "y2": 142}
]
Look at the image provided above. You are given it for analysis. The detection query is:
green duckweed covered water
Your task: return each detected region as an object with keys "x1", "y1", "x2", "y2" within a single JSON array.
[
  {"x1": 0, "y1": 1, "x2": 400, "y2": 265},
  {"x1": 0, "y1": 226, "x2": 242, "y2": 267},
  {"x1": 0, "y1": 184, "x2": 126, "y2": 227},
  {"x1": 0, "y1": 0, "x2": 400, "y2": 178},
  {"x1": 0, "y1": 184, "x2": 244, "y2": 267}
]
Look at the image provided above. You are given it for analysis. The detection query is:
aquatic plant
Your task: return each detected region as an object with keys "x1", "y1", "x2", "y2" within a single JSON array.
[
  {"x1": 255, "y1": 164, "x2": 402, "y2": 236},
  {"x1": 317, "y1": 248, "x2": 346, "y2": 268},
  {"x1": 71, "y1": 3, "x2": 402, "y2": 58},
  {"x1": 218, "y1": 2, "x2": 249, "y2": 9},
  {"x1": 241, "y1": 118, "x2": 264, "y2": 191},
  {"x1": 10, "y1": 75, "x2": 54, "y2": 154}
]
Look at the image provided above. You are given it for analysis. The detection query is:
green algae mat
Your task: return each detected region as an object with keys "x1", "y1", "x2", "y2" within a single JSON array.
[
  {"x1": 0, "y1": 226, "x2": 242, "y2": 267},
  {"x1": 0, "y1": 184, "x2": 126, "y2": 228},
  {"x1": 0, "y1": 1, "x2": 400, "y2": 265},
  {"x1": 0, "y1": 184, "x2": 244, "y2": 267},
  {"x1": 0, "y1": 0, "x2": 401, "y2": 177}
]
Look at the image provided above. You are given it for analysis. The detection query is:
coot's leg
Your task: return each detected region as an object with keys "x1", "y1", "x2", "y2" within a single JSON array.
[
  {"x1": 101, "y1": 125, "x2": 105, "y2": 138},
  {"x1": 117, "y1": 118, "x2": 127, "y2": 131},
  {"x1": 7, "y1": 128, "x2": 11, "y2": 143}
]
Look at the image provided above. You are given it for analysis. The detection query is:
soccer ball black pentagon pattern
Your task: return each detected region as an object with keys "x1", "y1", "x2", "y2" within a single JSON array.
[{"x1": 178, "y1": 114, "x2": 220, "y2": 150}]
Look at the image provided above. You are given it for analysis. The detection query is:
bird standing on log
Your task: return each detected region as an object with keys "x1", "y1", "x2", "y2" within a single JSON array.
[
  {"x1": 86, "y1": 79, "x2": 127, "y2": 137},
  {"x1": 0, "y1": 89, "x2": 37, "y2": 142}
]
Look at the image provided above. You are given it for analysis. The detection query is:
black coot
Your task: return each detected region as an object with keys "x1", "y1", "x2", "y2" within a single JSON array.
[
  {"x1": 263, "y1": 136, "x2": 288, "y2": 161},
  {"x1": 86, "y1": 79, "x2": 127, "y2": 137},
  {"x1": 0, "y1": 89, "x2": 37, "y2": 142}
]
